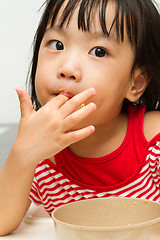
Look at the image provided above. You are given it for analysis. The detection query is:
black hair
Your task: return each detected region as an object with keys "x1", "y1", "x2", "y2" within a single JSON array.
[{"x1": 27, "y1": 0, "x2": 160, "y2": 111}]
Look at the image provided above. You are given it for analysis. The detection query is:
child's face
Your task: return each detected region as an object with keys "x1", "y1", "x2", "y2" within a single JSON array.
[{"x1": 35, "y1": 1, "x2": 136, "y2": 128}]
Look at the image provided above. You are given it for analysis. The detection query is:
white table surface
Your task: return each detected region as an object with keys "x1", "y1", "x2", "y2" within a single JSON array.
[{"x1": 0, "y1": 205, "x2": 56, "y2": 239}]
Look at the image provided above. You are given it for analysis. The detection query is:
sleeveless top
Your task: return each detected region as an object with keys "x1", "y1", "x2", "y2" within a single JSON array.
[{"x1": 54, "y1": 105, "x2": 146, "y2": 187}]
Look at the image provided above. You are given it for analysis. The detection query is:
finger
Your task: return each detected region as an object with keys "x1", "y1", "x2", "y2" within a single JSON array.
[
  {"x1": 65, "y1": 125, "x2": 95, "y2": 145},
  {"x1": 59, "y1": 88, "x2": 96, "y2": 118},
  {"x1": 63, "y1": 102, "x2": 96, "y2": 131},
  {"x1": 16, "y1": 88, "x2": 34, "y2": 118},
  {"x1": 45, "y1": 93, "x2": 69, "y2": 110}
]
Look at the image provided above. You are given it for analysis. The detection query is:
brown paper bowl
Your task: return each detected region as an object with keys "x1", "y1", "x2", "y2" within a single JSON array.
[{"x1": 52, "y1": 197, "x2": 160, "y2": 240}]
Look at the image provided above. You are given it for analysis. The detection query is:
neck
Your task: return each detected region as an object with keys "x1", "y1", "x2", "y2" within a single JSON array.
[{"x1": 69, "y1": 111, "x2": 128, "y2": 158}]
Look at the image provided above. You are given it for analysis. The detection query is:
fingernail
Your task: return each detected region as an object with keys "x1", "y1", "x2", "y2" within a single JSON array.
[
  {"x1": 89, "y1": 125, "x2": 95, "y2": 132},
  {"x1": 89, "y1": 102, "x2": 96, "y2": 110},
  {"x1": 16, "y1": 88, "x2": 21, "y2": 95},
  {"x1": 89, "y1": 88, "x2": 96, "y2": 95}
]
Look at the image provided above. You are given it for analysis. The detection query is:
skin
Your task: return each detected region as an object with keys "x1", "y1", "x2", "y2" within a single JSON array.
[
  {"x1": 35, "y1": 2, "x2": 147, "y2": 157},
  {"x1": 0, "y1": 0, "x2": 160, "y2": 236}
]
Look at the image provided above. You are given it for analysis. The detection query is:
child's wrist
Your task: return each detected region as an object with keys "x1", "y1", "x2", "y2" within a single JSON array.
[{"x1": 8, "y1": 140, "x2": 39, "y2": 169}]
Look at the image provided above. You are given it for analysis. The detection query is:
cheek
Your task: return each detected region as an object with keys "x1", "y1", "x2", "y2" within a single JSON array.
[
  {"x1": 34, "y1": 63, "x2": 51, "y2": 106},
  {"x1": 93, "y1": 79, "x2": 127, "y2": 111},
  {"x1": 35, "y1": 80, "x2": 46, "y2": 106}
]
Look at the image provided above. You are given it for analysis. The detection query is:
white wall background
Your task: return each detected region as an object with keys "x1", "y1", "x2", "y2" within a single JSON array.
[
  {"x1": 0, "y1": 0, "x2": 44, "y2": 123},
  {"x1": 0, "y1": 0, "x2": 160, "y2": 124}
]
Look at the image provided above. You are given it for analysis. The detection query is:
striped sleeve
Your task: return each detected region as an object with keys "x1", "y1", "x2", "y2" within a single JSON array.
[
  {"x1": 29, "y1": 175, "x2": 42, "y2": 205},
  {"x1": 148, "y1": 141, "x2": 160, "y2": 189}
]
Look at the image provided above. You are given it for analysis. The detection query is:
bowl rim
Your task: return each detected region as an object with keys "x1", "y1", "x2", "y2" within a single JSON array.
[{"x1": 51, "y1": 197, "x2": 160, "y2": 232}]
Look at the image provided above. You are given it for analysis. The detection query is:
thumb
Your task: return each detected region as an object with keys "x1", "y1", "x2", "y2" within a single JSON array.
[{"x1": 16, "y1": 88, "x2": 34, "y2": 118}]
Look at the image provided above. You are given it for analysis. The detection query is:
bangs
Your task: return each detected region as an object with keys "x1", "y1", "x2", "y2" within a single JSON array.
[{"x1": 46, "y1": 0, "x2": 140, "y2": 46}]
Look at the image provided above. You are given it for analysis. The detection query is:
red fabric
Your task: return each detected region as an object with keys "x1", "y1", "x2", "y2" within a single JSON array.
[
  {"x1": 29, "y1": 105, "x2": 160, "y2": 214},
  {"x1": 29, "y1": 137, "x2": 160, "y2": 214},
  {"x1": 54, "y1": 105, "x2": 148, "y2": 187}
]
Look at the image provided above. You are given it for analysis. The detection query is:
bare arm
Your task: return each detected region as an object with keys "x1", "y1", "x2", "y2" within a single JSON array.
[
  {"x1": 0, "y1": 88, "x2": 96, "y2": 235},
  {"x1": 0, "y1": 140, "x2": 39, "y2": 235}
]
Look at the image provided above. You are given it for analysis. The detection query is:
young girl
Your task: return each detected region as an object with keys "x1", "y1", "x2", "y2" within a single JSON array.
[{"x1": 0, "y1": 0, "x2": 160, "y2": 236}]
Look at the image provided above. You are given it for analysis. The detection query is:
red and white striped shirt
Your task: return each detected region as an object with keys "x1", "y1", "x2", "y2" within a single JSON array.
[{"x1": 29, "y1": 105, "x2": 160, "y2": 215}]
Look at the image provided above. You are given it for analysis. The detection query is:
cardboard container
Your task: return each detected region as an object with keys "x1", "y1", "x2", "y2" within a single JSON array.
[{"x1": 52, "y1": 197, "x2": 160, "y2": 240}]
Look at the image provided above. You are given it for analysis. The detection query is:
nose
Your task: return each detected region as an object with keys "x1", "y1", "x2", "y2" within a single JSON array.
[{"x1": 57, "y1": 55, "x2": 82, "y2": 82}]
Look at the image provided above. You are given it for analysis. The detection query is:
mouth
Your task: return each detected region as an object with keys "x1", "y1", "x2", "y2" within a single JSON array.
[
  {"x1": 54, "y1": 89, "x2": 74, "y2": 99},
  {"x1": 60, "y1": 91, "x2": 74, "y2": 99}
]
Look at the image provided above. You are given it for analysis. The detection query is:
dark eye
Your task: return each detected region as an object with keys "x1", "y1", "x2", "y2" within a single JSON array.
[
  {"x1": 48, "y1": 40, "x2": 64, "y2": 50},
  {"x1": 89, "y1": 47, "x2": 108, "y2": 57}
]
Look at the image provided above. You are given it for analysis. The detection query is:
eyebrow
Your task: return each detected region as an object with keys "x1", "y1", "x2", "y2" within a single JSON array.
[
  {"x1": 45, "y1": 25, "x2": 120, "y2": 44},
  {"x1": 87, "y1": 30, "x2": 119, "y2": 44}
]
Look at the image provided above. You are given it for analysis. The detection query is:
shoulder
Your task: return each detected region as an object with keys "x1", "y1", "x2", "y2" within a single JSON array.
[{"x1": 144, "y1": 110, "x2": 160, "y2": 142}]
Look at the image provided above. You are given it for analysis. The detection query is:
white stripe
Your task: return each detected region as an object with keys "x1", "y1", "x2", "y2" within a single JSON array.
[
  {"x1": 96, "y1": 192, "x2": 109, "y2": 197},
  {"x1": 36, "y1": 164, "x2": 47, "y2": 173},
  {"x1": 76, "y1": 188, "x2": 95, "y2": 194},
  {"x1": 43, "y1": 192, "x2": 69, "y2": 207},
  {"x1": 152, "y1": 148, "x2": 160, "y2": 154},
  {"x1": 149, "y1": 155, "x2": 158, "y2": 161},
  {"x1": 148, "y1": 147, "x2": 153, "y2": 151},
  {"x1": 82, "y1": 193, "x2": 96, "y2": 198},
  {"x1": 40, "y1": 178, "x2": 70, "y2": 193},
  {"x1": 32, "y1": 181, "x2": 38, "y2": 189},
  {"x1": 45, "y1": 194, "x2": 84, "y2": 210},
  {"x1": 30, "y1": 192, "x2": 42, "y2": 203},
  {"x1": 149, "y1": 158, "x2": 159, "y2": 165},
  {"x1": 123, "y1": 174, "x2": 153, "y2": 198},
  {"x1": 62, "y1": 184, "x2": 71, "y2": 191},
  {"x1": 107, "y1": 167, "x2": 150, "y2": 194},
  {"x1": 58, "y1": 178, "x2": 70, "y2": 184},
  {"x1": 54, "y1": 173, "x2": 64, "y2": 179},
  {"x1": 151, "y1": 177, "x2": 159, "y2": 185},
  {"x1": 69, "y1": 184, "x2": 94, "y2": 192},
  {"x1": 47, "y1": 196, "x2": 74, "y2": 209},
  {"x1": 37, "y1": 173, "x2": 53, "y2": 183},
  {"x1": 51, "y1": 193, "x2": 96, "y2": 207},
  {"x1": 40, "y1": 180, "x2": 61, "y2": 193},
  {"x1": 150, "y1": 172, "x2": 158, "y2": 179},
  {"x1": 135, "y1": 179, "x2": 154, "y2": 198},
  {"x1": 140, "y1": 183, "x2": 157, "y2": 199},
  {"x1": 139, "y1": 163, "x2": 149, "y2": 173},
  {"x1": 44, "y1": 189, "x2": 69, "y2": 201},
  {"x1": 146, "y1": 150, "x2": 160, "y2": 160},
  {"x1": 37, "y1": 170, "x2": 63, "y2": 180},
  {"x1": 149, "y1": 191, "x2": 160, "y2": 201},
  {"x1": 146, "y1": 154, "x2": 150, "y2": 160},
  {"x1": 43, "y1": 189, "x2": 79, "y2": 204},
  {"x1": 44, "y1": 185, "x2": 63, "y2": 195},
  {"x1": 74, "y1": 195, "x2": 83, "y2": 201}
]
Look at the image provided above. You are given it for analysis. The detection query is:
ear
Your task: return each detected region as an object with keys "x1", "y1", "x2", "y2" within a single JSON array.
[{"x1": 125, "y1": 69, "x2": 148, "y2": 103}]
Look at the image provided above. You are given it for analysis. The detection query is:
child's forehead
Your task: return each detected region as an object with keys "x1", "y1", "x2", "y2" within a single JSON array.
[
  {"x1": 47, "y1": 0, "x2": 120, "y2": 38},
  {"x1": 44, "y1": 0, "x2": 141, "y2": 47}
]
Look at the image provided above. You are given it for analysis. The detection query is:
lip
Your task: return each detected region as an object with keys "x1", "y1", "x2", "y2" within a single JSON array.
[
  {"x1": 53, "y1": 88, "x2": 75, "y2": 99},
  {"x1": 60, "y1": 91, "x2": 74, "y2": 99},
  {"x1": 53, "y1": 88, "x2": 74, "y2": 99}
]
